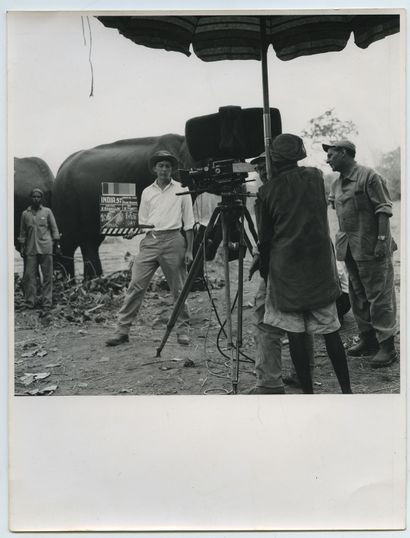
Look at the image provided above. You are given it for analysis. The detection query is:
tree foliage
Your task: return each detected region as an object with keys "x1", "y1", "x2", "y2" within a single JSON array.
[
  {"x1": 375, "y1": 147, "x2": 401, "y2": 200},
  {"x1": 301, "y1": 108, "x2": 358, "y2": 146}
]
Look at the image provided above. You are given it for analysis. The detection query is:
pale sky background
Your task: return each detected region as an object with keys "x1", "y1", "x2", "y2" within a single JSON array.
[{"x1": 8, "y1": 11, "x2": 403, "y2": 176}]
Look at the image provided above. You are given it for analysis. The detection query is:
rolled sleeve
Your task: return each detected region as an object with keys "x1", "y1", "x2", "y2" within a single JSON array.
[
  {"x1": 181, "y1": 193, "x2": 195, "y2": 231},
  {"x1": 367, "y1": 173, "x2": 393, "y2": 217}
]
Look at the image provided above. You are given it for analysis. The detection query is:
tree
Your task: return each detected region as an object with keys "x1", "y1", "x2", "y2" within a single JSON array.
[
  {"x1": 301, "y1": 108, "x2": 358, "y2": 145},
  {"x1": 300, "y1": 109, "x2": 358, "y2": 185},
  {"x1": 375, "y1": 147, "x2": 401, "y2": 200}
]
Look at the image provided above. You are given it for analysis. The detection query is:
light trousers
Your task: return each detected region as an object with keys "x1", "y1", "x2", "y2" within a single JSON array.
[
  {"x1": 116, "y1": 231, "x2": 190, "y2": 335},
  {"x1": 345, "y1": 248, "x2": 397, "y2": 343}
]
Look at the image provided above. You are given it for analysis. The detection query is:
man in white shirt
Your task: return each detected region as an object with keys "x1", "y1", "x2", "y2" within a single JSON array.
[{"x1": 106, "y1": 150, "x2": 194, "y2": 346}]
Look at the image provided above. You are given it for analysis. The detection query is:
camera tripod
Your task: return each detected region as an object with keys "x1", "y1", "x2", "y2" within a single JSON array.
[{"x1": 155, "y1": 191, "x2": 259, "y2": 394}]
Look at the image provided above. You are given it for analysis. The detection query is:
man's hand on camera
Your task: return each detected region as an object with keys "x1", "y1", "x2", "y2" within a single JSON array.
[
  {"x1": 124, "y1": 231, "x2": 137, "y2": 240},
  {"x1": 248, "y1": 253, "x2": 260, "y2": 280}
]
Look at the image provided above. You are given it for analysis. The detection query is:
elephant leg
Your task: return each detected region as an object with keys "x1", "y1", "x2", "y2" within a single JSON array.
[{"x1": 80, "y1": 238, "x2": 104, "y2": 279}]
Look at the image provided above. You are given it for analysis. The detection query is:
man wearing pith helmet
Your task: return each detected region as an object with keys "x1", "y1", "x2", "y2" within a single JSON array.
[
  {"x1": 106, "y1": 149, "x2": 195, "y2": 347},
  {"x1": 323, "y1": 140, "x2": 398, "y2": 368},
  {"x1": 257, "y1": 133, "x2": 352, "y2": 394}
]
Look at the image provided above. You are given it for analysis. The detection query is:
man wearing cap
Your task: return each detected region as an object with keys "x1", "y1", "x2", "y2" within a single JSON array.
[
  {"x1": 18, "y1": 188, "x2": 61, "y2": 309},
  {"x1": 257, "y1": 134, "x2": 352, "y2": 394},
  {"x1": 323, "y1": 140, "x2": 397, "y2": 368},
  {"x1": 106, "y1": 150, "x2": 194, "y2": 347},
  {"x1": 246, "y1": 151, "x2": 315, "y2": 394}
]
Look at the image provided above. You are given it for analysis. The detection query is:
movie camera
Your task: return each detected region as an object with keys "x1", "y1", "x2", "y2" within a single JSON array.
[
  {"x1": 179, "y1": 159, "x2": 255, "y2": 195},
  {"x1": 177, "y1": 105, "x2": 282, "y2": 196}
]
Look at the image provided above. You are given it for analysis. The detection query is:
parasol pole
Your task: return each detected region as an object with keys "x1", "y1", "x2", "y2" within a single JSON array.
[{"x1": 260, "y1": 16, "x2": 273, "y2": 182}]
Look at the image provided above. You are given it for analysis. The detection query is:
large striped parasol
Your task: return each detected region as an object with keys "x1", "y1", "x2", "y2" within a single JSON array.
[{"x1": 97, "y1": 13, "x2": 400, "y2": 179}]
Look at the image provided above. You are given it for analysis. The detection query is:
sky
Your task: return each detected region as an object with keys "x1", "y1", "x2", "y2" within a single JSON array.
[{"x1": 7, "y1": 11, "x2": 403, "y2": 176}]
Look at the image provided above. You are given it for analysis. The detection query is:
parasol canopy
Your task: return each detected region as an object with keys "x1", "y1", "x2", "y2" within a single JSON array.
[
  {"x1": 97, "y1": 14, "x2": 400, "y2": 178},
  {"x1": 97, "y1": 14, "x2": 400, "y2": 61}
]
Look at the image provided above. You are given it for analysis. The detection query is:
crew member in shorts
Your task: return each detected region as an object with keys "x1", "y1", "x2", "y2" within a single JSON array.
[{"x1": 257, "y1": 134, "x2": 352, "y2": 394}]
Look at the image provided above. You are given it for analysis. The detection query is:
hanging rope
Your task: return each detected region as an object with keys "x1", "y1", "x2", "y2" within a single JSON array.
[
  {"x1": 87, "y1": 16, "x2": 94, "y2": 97},
  {"x1": 81, "y1": 16, "x2": 86, "y2": 46}
]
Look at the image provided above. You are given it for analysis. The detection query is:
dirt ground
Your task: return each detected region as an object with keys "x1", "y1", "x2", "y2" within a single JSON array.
[{"x1": 13, "y1": 238, "x2": 401, "y2": 397}]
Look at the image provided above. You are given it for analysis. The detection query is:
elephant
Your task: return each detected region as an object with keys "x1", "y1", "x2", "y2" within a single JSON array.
[
  {"x1": 52, "y1": 133, "x2": 196, "y2": 278},
  {"x1": 14, "y1": 156, "x2": 54, "y2": 251}
]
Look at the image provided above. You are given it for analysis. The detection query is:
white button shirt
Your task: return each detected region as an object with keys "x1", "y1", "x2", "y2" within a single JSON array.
[{"x1": 138, "y1": 179, "x2": 194, "y2": 231}]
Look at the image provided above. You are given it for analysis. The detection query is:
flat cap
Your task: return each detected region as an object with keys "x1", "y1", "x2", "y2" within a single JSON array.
[
  {"x1": 322, "y1": 140, "x2": 356, "y2": 154},
  {"x1": 31, "y1": 187, "x2": 44, "y2": 196}
]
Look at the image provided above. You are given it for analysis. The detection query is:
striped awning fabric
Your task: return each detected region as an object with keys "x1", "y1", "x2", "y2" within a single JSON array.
[{"x1": 97, "y1": 14, "x2": 400, "y2": 62}]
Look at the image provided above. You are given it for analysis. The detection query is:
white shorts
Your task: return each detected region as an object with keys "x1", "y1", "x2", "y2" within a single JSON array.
[{"x1": 263, "y1": 280, "x2": 340, "y2": 335}]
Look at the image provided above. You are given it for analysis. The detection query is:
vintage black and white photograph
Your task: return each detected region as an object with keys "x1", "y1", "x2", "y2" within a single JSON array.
[
  {"x1": 10, "y1": 11, "x2": 403, "y2": 397},
  {"x1": 7, "y1": 7, "x2": 407, "y2": 533}
]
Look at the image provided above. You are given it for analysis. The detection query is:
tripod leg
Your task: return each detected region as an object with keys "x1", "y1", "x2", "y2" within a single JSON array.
[
  {"x1": 244, "y1": 207, "x2": 259, "y2": 246},
  {"x1": 220, "y1": 210, "x2": 235, "y2": 390},
  {"x1": 233, "y1": 210, "x2": 246, "y2": 393},
  {"x1": 155, "y1": 207, "x2": 221, "y2": 357}
]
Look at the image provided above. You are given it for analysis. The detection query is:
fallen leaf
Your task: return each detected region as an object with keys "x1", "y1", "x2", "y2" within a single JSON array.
[
  {"x1": 23, "y1": 342, "x2": 38, "y2": 350},
  {"x1": 19, "y1": 373, "x2": 35, "y2": 386},
  {"x1": 39, "y1": 384, "x2": 58, "y2": 394},
  {"x1": 34, "y1": 372, "x2": 51, "y2": 380},
  {"x1": 37, "y1": 350, "x2": 48, "y2": 358},
  {"x1": 44, "y1": 363, "x2": 62, "y2": 368},
  {"x1": 21, "y1": 349, "x2": 39, "y2": 358}
]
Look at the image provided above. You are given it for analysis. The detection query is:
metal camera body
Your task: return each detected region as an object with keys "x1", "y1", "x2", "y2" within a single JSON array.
[{"x1": 179, "y1": 158, "x2": 252, "y2": 196}]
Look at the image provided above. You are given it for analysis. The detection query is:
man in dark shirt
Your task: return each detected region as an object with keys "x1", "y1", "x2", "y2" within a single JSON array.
[
  {"x1": 258, "y1": 134, "x2": 352, "y2": 394},
  {"x1": 324, "y1": 140, "x2": 397, "y2": 368},
  {"x1": 18, "y1": 188, "x2": 60, "y2": 309}
]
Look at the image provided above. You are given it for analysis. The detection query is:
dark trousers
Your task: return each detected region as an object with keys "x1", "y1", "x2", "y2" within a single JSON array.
[{"x1": 24, "y1": 254, "x2": 53, "y2": 307}]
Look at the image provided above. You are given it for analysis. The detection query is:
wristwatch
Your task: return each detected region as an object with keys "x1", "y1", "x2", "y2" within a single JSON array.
[{"x1": 377, "y1": 235, "x2": 387, "y2": 241}]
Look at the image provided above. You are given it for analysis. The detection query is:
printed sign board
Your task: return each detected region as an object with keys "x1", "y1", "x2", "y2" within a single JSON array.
[{"x1": 100, "y1": 182, "x2": 139, "y2": 235}]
